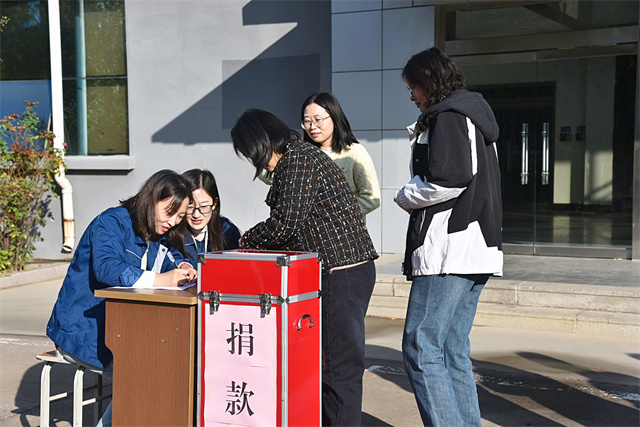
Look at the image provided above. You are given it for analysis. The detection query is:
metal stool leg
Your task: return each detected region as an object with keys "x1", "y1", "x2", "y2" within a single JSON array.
[
  {"x1": 40, "y1": 362, "x2": 53, "y2": 427},
  {"x1": 94, "y1": 372, "x2": 103, "y2": 425},
  {"x1": 73, "y1": 366, "x2": 86, "y2": 427},
  {"x1": 37, "y1": 350, "x2": 110, "y2": 426}
]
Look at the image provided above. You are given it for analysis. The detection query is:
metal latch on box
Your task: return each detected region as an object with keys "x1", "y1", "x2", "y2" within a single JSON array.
[
  {"x1": 259, "y1": 293, "x2": 272, "y2": 317},
  {"x1": 207, "y1": 290, "x2": 220, "y2": 315},
  {"x1": 197, "y1": 291, "x2": 286, "y2": 316}
]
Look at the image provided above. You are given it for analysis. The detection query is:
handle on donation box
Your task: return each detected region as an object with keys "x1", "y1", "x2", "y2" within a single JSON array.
[{"x1": 296, "y1": 314, "x2": 314, "y2": 330}]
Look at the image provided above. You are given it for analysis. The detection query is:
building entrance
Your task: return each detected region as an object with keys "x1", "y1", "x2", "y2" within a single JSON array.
[{"x1": 443, "y1": 1, "x2": 638, "y2": 258}]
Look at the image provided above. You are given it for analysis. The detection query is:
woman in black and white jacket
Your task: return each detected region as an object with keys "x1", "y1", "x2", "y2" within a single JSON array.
[{"x1": 394, "y1": 47, "x2": 503, "y2": 427}]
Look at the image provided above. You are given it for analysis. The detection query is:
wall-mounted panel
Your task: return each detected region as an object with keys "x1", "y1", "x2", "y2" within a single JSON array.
[
  {"x1": 382, "y1": 69, "x2": 420, "y2": 129},
  {"x1": 332, "y1": 11, "x2": 382, "y2": 71},
  {"x1": 381, "y1": 189, "x2": 409, "y2": 253},
  {"x1": 333, "y1": 0, "x2": 381, "y2": 14},
  {"x1": 383, "y1": 0, "x2": 413, "y2": 9},
  {"x1": 333, "y1": 71, "x2": 382, "y2": 130},
  {"x1": 382, "y1": 6, "x2": 435, "y2": 69},
  {"x1": 381, "y1": 130, "x2": 412, "y2": 189}
]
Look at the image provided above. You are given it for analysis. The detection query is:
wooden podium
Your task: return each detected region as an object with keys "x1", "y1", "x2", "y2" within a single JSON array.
[{"x1": 95, "y1": 286, "x2": 198, "y2": 426}]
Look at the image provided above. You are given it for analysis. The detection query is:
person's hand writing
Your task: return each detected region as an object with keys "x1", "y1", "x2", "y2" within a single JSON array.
[
  {"x1": 154, "y1": 267, "x2": 197, "y2": 287},
  {"x1": 180, "y1": 264, "x2": 197, "y2": 283}
]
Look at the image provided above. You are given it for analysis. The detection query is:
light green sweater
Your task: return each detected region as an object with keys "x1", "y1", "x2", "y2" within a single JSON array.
[{"x1": 320, "y1": 143, "x2": 380, "y2": 216}]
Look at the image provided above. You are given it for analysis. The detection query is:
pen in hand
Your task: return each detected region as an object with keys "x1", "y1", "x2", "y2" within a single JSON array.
[
  {"x1": 167, "y1": 252, "x2": 180, "y2": 269},
  {"x1": 166, "y1": 252, "x2": 197, "y2": 285}
]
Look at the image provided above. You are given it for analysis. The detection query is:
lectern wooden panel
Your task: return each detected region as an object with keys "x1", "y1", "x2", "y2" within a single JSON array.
[{"x1": 96, "y1": 287, "x2": 198, "y2": 426}]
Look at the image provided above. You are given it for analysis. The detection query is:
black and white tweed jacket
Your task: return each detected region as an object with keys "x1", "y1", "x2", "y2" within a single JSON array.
[{"x1": 241, "y1": 139, "x2": 378, "y2": 271}]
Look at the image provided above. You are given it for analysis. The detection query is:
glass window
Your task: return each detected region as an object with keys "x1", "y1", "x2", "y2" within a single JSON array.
[
  {"x1": 59, "y1": 1, "x2": 127, "y2": 78},
  {"x1": 0, "y1": 1, "x2": 51, "y2": 121},
  {"x1": 63, "y1": 77, "x2": 128, "y2": 155},
  {"x1": 59, "y1": 0, "x2": 129, "y2": 155},
  {"x1": 0, "y1": 0, "x2": 129, "y2": 156},
  {"x1": 446, "y1": 1, "x2": 639, "y2": 41},
  {"x1": 0, "y1": 1, "x2": 50, "y2": 80}
]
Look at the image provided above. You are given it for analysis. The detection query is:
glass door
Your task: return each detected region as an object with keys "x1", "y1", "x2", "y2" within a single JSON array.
[
  {"x1": 457, "y1": 50, "x2": 635, "y2": 256},
  {"x1": 441, "y1": 0, "x2": 639, "y2": 258}
]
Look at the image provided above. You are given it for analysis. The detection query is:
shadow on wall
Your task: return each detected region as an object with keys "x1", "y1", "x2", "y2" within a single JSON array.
[{"x1": 152, "y1": 0, "x2": 331, "y2": 145}]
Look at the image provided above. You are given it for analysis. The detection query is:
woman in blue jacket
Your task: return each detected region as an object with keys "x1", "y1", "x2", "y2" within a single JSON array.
[
  {"x1": 171, "y1": 169, "x2": 241, "y2": 267},
  {"x1": 46, "y1": 170, "x2": 197, "y2": 426}
]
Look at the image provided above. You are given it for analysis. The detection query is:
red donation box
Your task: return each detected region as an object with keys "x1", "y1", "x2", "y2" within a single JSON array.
[{"x1": 196, "y1": 250, "x2": 322, "y2": 426}]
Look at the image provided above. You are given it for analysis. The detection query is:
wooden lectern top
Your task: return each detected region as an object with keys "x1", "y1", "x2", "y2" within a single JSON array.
[{"x1": 95, "y1": 285, "x2": 198, "y2": 305}]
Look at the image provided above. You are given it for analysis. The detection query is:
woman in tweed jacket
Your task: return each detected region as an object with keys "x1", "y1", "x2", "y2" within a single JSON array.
[{"x1": 232, "y1": 109, "x2": 378, "y2": 426}]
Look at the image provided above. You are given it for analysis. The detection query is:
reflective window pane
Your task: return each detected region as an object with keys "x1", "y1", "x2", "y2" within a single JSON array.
[
  {"x1": 62, "y1": 77, "x2": 128, "y2": 155},
  {"x1": 446, "y1": 1, "x2": 639, "y2": 40},
  {"x1": 0, "y1": 1, "x2": 50, "y2": 80},
  {"x1": 59, "y1": 0, "x2": 126, "y2": 79},
  {"x1": 59, "y1": 0, "x2": 129, "y2": 156}
]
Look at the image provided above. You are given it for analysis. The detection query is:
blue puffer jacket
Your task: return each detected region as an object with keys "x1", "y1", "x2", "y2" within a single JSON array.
[{"x1": 46, "y1": 206, "x2": 188, "y2": 369}]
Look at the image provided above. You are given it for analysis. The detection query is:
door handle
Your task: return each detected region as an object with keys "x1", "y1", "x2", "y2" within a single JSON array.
[
  {"x1": 520, "y1": 123, "x2": 529, "y2": 185},
  {"x1": 542, "y1": 122, "x2": 550, "y2": 185}
]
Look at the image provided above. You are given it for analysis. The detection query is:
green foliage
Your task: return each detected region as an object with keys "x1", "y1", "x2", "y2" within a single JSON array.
[
  {"x1": 0, "y1": 15, "x2": 8, "y2": 64},
  {"x1": 0, "y1": 101, "x2": 65, "y2": 274},
  {"x1": 0, "y1": 15, "x2": 8, "y2": 32}
]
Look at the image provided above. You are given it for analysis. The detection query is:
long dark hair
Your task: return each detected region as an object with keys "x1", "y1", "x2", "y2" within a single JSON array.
[
  {"x1": 182, "y1": 169, "x2": 225, "y2": 252},
  {"x1": 402, "y1": 47, "x2": 467, "y2": 110},
  {"x1": 300, "y1": 92, "x2": 358, "y2": 154},
  {"x1": 231, "y1": 108, "x2": 300, "y2": 179},
  {"x1": 120, "y1": 169, "x2": 192, "y2": 242}
]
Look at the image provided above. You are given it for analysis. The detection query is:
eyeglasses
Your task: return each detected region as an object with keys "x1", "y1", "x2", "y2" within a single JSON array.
[
  {"x1": 406, "y1": 84, "x2": 416, "y2": 96},
  {"x1": 186, "y1": 205, "x2": 214, "y2": 215},
  {"x1": 301, "y1": 115, "x2": 331, "y2": 129}
]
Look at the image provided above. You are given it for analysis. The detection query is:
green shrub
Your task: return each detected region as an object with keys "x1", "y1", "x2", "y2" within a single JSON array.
[{"x1": 0, "y1": 101, "x2": 65, "y2": 274}]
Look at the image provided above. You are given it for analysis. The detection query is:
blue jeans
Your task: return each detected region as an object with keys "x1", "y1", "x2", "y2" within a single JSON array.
[
  {"x1": 322, "y1": 260, "x2": 376, "y2": 426},
  {"x1": 402, "y1": 274, "x2": 488, "y2": 427}
]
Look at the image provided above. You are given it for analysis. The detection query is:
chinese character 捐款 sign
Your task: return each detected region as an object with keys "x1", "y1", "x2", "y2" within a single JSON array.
[{"x1": 203, "y1": 304, "x2": 277, "y2": 426}]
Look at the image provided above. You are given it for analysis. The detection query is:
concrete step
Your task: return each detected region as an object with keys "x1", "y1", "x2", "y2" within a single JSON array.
[
  {"x1": 474, "y1": 303, "x2": 640, "y2": 338},
  {"x1": 0, "y1": 261, "x2": 69, "y2": 290},
  {"x1": 481, "y1": 280, "x2": 639, "y2": 314},
  {"x1": 366, "y1": 274, "x2": 640, "y2": 338}
]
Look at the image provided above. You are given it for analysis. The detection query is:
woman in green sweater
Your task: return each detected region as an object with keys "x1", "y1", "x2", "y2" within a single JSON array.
[{"x1": 300, "y1": 92, "x2": 381, "y2": 217}]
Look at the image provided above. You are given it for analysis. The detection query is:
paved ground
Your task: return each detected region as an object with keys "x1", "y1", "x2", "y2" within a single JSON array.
[
  {"x1": 363, "y1": 318, "x2": 639, "y2": 427},
  {"x1": 1, "y1": 321, "x2": 638, "y2": 426},
  {"x1": 1, "y1": 255, "x2": 639, "y2": 426}
]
